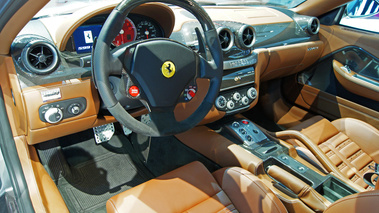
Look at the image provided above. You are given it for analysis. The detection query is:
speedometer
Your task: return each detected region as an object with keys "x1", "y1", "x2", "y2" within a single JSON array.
[
  {"x1": 136, "y1": 21, "x2": 157, "y2": 40},
  {"x1": 112, "y1": 18, "x2": 136, "y2": 47}
]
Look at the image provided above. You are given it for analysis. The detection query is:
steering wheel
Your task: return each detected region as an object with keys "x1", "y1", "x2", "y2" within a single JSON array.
[{"x1": 93, "y1": 0, "x2": 222, "y2": 137}]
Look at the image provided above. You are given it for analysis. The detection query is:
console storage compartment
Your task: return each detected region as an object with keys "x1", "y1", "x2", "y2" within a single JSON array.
[{"x1": 316, "y1": 176, "x2": 358, "y2": 202}]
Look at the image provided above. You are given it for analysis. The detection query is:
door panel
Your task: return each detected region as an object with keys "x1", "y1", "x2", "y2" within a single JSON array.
[
  {"x1": 282, "y1": 24, "x2": 379, "y2": 129},
  {"x1": 319, "y1": 25, "x2": 379, "y2": 58}
]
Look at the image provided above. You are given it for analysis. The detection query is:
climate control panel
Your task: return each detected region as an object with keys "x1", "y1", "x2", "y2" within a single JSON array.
[
  {"x1": 215, "y1": 86, "x2": 257, "y2": 113},
  {"x1": 39, "y1": 97, "x2": 87, "y2": 124}
]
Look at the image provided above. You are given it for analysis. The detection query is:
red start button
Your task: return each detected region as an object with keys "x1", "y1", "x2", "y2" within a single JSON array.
[
  {"x1": 128, "y1": 86, "x2": 140, "y2": 97},
  {"x1": 242, "y1": 120, "x2": 249, "y2": 125}
]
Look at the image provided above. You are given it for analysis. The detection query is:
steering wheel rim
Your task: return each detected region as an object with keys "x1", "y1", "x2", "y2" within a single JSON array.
[{"x1": 93, "y1": 0, "x2": 222, "y2": 137}]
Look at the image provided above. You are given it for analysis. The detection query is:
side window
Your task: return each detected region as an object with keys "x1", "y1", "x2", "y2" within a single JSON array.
[{"x1": 340, "y1": 0, "x2": 379, "y2": 33}]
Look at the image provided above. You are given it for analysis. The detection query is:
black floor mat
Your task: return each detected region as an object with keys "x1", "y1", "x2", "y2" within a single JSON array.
[{"x1": 37, "y1": 130, "x2": 150, "y2": 213}]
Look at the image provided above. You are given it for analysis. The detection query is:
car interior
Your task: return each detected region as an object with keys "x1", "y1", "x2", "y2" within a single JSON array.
[{"x1": 0, "y1": 0, "x2": 378, "y2": 212}]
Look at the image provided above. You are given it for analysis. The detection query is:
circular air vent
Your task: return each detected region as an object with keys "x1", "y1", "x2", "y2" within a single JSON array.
[
  {"x1": 22, "y1": 40, "x2": 60, "y2": 75},
  {"x1": 236, "y1": 25, "x2": 256, "y2": 50},
  {"x1": 308, "y1": 17, "x2": 320, "y2": 35},
  {"x1": 217, "y1": 27, "x2": 234, "y2": 51}
]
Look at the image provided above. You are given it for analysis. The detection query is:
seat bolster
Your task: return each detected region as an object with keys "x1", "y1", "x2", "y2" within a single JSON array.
[
  {"x1": 324, "y1": 190, "x2": 379, "y2": 213},
  {"x1": 291, "y1": 116, "x2": 340, "y2": 145},
  {"x1": 213, "y1": 167, "x2": 287, "y2": 213},
  {"x1": 332, "y1": 118, "x2": 379, "y2": 163}
]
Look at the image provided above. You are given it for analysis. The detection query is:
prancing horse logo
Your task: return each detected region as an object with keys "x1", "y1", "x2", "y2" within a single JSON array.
[{"x1": 161, "y1": 61, "x2": 176, "y2": 78}]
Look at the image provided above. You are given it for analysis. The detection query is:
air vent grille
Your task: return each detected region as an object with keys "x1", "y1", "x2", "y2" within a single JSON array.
[
  {"x1": 237, "y1": 25, "x2": 256, "y2": 49},
  {"x1": 242, "y1": 27, "x2": 254, "y2": 46},
  {"x1": 22, "y1": 41, "x2": 60, "y2": 75},
  {"x1": 218, "y1": 27, "x2": 234, "y2": 51},
  {"x1": 28, "y1": 45, "x2": 54, "y2": 69},
  {"x1": 308, "y1": 18, "x2": 320, "y2": 35}
]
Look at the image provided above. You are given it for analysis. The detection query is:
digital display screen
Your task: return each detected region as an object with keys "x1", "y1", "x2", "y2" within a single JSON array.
[{"x1": 72, "y1": 25, "x2": 102, "y2": 54}]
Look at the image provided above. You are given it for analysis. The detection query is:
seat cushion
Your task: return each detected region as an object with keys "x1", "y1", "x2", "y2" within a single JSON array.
[{"x1": 106, "y1": 161, "x2": 287, "y2": 213}]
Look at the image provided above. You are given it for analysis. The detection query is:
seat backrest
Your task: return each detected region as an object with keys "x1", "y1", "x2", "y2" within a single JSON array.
[{"x1": 292, "y1": 116, "x2": 379, "y2": 190}]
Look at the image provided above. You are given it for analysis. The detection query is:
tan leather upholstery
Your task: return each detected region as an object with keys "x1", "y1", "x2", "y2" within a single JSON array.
[
  {"x1": 324, "y1": 190, "x2": 379, "y2": 213},
  {"x1": 292, "y1": 116, "x2": 379, "y2": 190},
  {"x1": 106, "y1": 161, "x2": 287, "y2": 213},
  {"x1": 267, "y1": 165, "x2": 331, "y2": 212}
]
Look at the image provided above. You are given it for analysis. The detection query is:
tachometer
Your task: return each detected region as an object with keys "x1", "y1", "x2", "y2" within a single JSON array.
[
  {"x1": 112, "y1": 18, "x2": 136, "y2": 47},
  {"x1": 136, "y1": 21, "x2": 157, "y2": 40}
]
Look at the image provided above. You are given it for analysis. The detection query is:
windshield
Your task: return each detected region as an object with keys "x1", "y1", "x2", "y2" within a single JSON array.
[{"x1": 34, "y1": 0, "x2": 306, "y2": 18}]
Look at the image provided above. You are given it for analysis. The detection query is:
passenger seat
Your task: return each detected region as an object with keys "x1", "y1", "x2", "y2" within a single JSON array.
[{"x1": 290, "y1": 116, "x2": 379, "y2": 190}]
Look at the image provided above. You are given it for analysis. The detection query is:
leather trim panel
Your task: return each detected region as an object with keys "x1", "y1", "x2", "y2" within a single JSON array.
[
  {"x1": 15, "y1": 136, "x2": 69, "y2": 213},
  {"x1": 294, "y1": 84, "x2": 379, "y2": 129},
  {"x1": 0, "y1": 56, "x2": 27, "y2": 137},
  {"x1": 333, "y1": 60, "x2": 379, "y2": 101},
  {"x1": 22, "y1": 78, "x2": 100, "y2": 144},
  {"x1": 319, "y1": 25, "x2": 379, "y2": 58},
  {"x1": 261, "y1": 41, "x2": 324, "y2": 82}
]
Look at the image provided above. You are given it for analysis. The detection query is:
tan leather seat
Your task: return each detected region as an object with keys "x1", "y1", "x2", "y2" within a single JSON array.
[
  {"x1": 291, "y1": 116, "x2": 379, "y2": 190},
  {"x1": 106, "y1": 161, "x2": 287, "y2": 213}
]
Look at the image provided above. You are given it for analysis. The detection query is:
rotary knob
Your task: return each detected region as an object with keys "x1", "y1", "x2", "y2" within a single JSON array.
[
  {"x1": 233, "y1": 92, "x2": 241, "y2": 101},
  {"x1": 241, "y1": 96, "x2": 249, "y2": 105},
  {"x1": 215, "y1": 96, "x2": 227, "y2": 109},
  {"x1": 70, "y1": 106, "x2": 80, "y2": 115},
  {"x1": 44, "y1": 107, "x2": 63, "y2": 124},
  {"x1": 247, "y1": 87, "x2": 257, "y2": 100},
  {"x1": 227, "y1": 100, "x2": 235, "y2": 110}
]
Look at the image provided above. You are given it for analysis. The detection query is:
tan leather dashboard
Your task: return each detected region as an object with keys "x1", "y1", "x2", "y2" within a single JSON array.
[{"x1": 261, "y1": 41, "x2": 324, "y2": 82}]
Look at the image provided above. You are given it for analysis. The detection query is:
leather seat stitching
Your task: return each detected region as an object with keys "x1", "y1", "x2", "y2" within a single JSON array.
[{"x1": 227, "y1": 168, "x2": 284, "y2": 213}]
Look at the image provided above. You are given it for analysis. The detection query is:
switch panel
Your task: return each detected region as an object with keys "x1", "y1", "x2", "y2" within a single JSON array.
[{"x1": 39, "y1": 97, "x2": 87, "y2": 124}]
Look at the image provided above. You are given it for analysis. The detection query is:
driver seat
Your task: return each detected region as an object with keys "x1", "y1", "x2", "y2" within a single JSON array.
[{"x1": 106, "y1": 161, "x2": 287, "y2": 213}]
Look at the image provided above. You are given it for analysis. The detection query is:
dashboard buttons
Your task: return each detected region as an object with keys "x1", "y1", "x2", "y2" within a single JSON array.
[
  {"x1": 68, "y1": 103, "x2": 81, "y2": 115},
  {"x1": 214, "y1": 86, "x2": 257, "y2": 114},
  {"x1": 239, "y1": 128, "x2": 246, "y2": 135},
  {"x1": 241, "y1": 96, "x2": 249, "y2": 105},
  {"x1": 233, "y1": 92, "x2": 241, "y2": 101},
  {"x1": 247, "y1": 87, "x2": 257, "y2": 100},
  {"x1": 215, "y1": 96, "x2": 227, "y2": 108},
  {"x1": 232, "y1": 122, "x2": 240, "y2": 128},
  {"x1": 44, "y1": 107, "x2": 63, "y2": 124},
  {"x1": 227, "y1": 100, "x2": 235, "y2": 110},
  {"x1": 39, "y1": 97, "x2": 87, "y2": 124}
]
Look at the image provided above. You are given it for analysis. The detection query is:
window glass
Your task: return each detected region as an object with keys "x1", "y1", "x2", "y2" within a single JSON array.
[{"x1": 340, "y1": 0, "x2": 379, "y2": 33}]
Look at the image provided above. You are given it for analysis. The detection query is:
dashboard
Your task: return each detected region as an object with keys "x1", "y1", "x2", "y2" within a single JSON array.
[{"x1": 10, "y1": 2, "x2": 323, "y2": 144}]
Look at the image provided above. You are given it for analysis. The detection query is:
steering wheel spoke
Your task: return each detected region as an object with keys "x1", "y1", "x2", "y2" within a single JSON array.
[{"x1": 197, "y1": 54, "x2": 217, "y2": 79}]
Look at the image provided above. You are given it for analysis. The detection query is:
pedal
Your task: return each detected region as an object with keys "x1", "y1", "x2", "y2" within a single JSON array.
[{"x1": 93, "y1": 123, "x2": 115, "y2": 144}]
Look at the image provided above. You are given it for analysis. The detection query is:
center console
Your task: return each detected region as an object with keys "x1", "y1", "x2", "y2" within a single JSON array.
[{"x1": 221, "y1": 118, "x2": 358, "y2": 204}]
